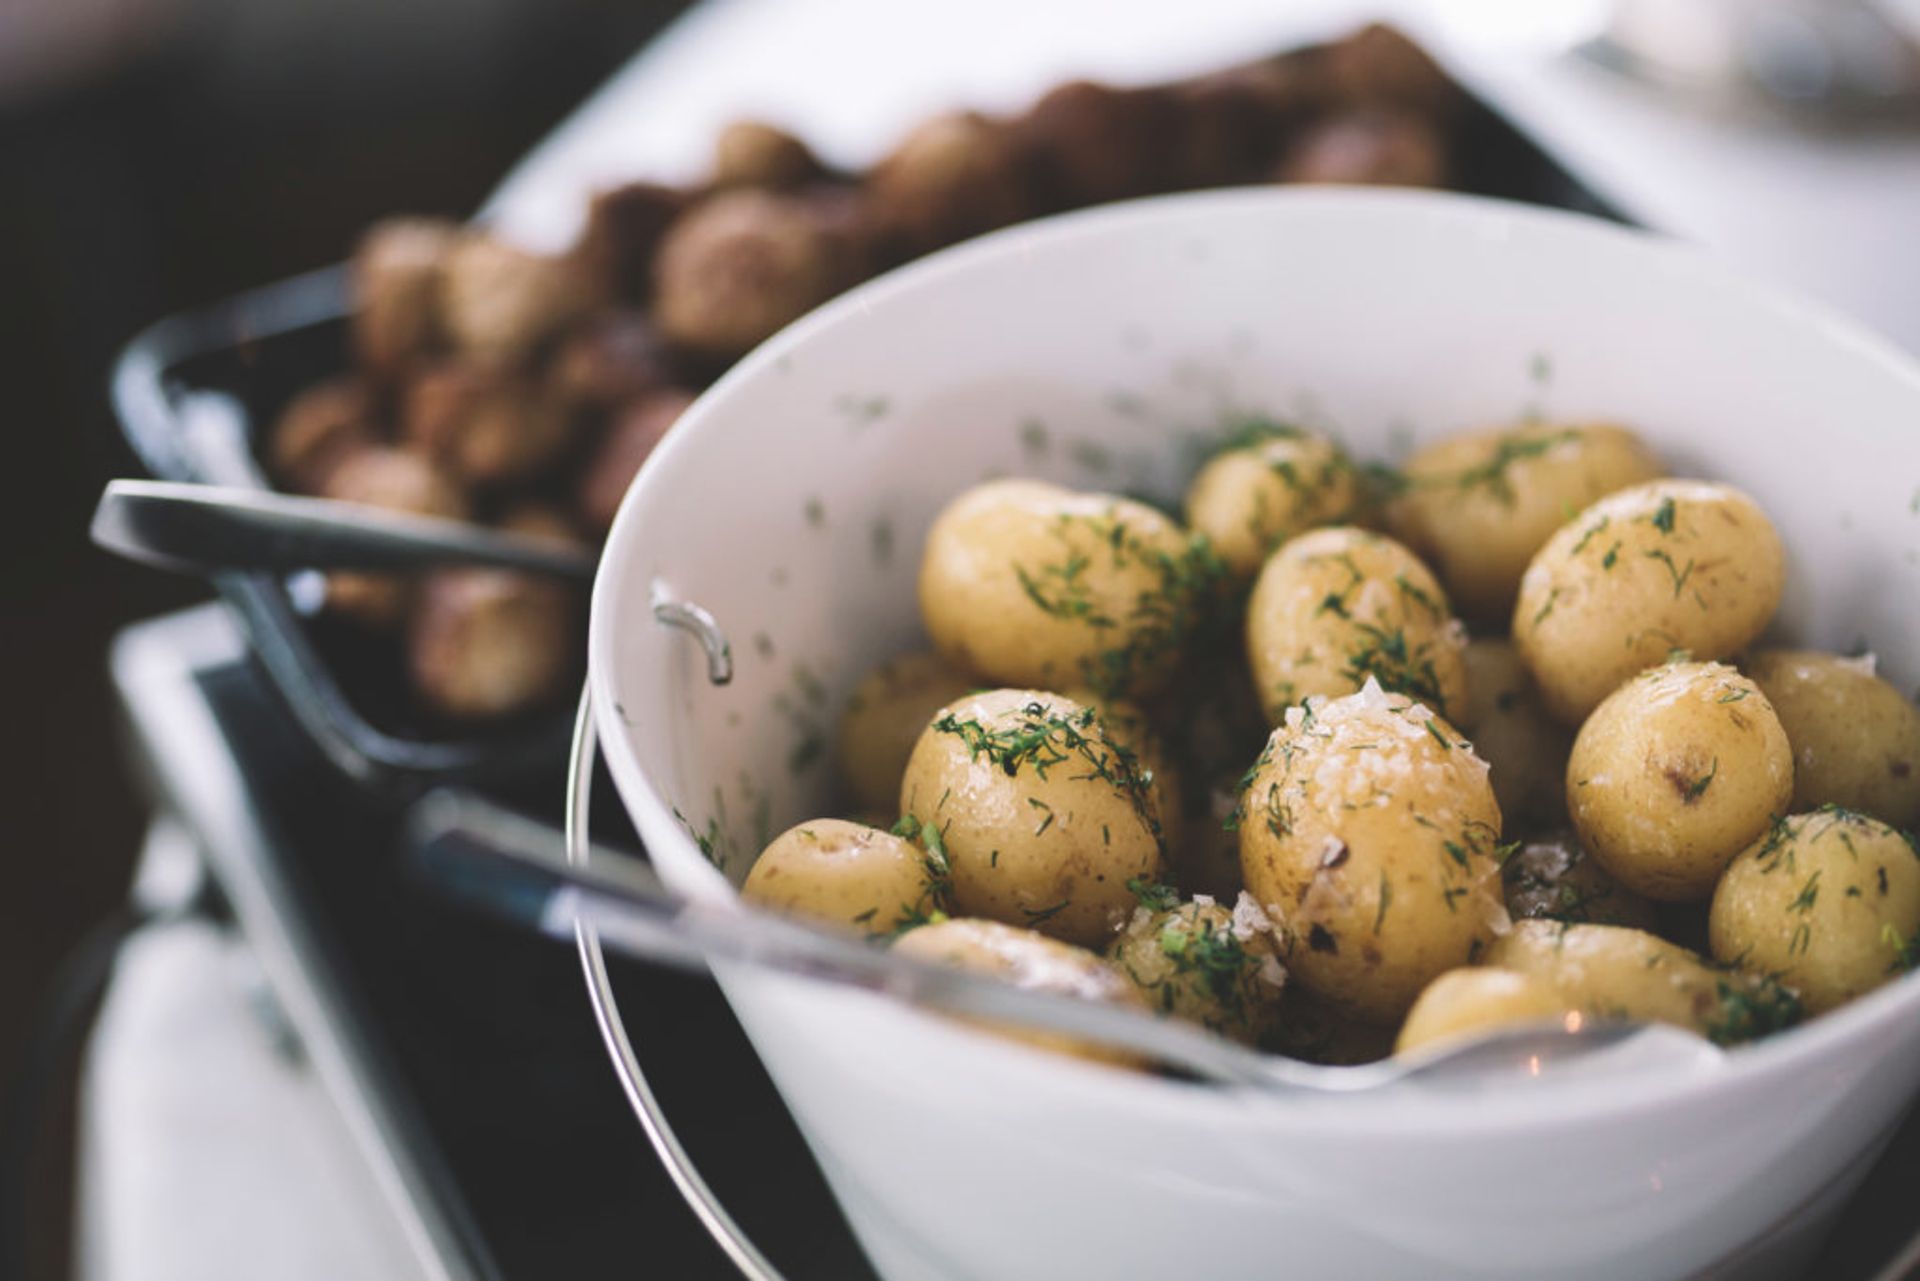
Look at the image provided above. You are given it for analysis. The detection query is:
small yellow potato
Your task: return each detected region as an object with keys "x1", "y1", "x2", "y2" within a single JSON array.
[
  {"x1": 1568, "y1": 661, "x2": 1793, "y2": 902},
  {"x1": 1243, "y1": 526, "x2": 1467, "y2": 724},
  {"x1": 1501, "y1": 832, "x2": 1660, "y2": 931},
  {"x1": 1064, "y1": 688, "x2": 1184, "y2": 838},
  {"x1": 1709, "y1": 808, "x2": 1920, "y2": 1014},
  {"x1": 898, "y1": 689, "x2": 1166, "y2": 948},
  {"x1": 1106, "y1": 892, "x2": 1286, "y2": 1043},
  {"x1": 1386, "y1": 422, "x2": 1661, "y2": 621},
  {"x1": 918, "y1": 479, "x2": 1221, "y2": 699},
  {"x1": 742, "y1": 819, "x2": 949, "y2": 938},
  {"x1": 1513, "y1": 479, "x2": 1785, "y2": 724},
  {"x1": 892, "y1": 918, "x2": 1149, "y2": 1068},
  {"x1": 836, "y1": 652, "x2": 977, "y2": 814},
  {"x1": 1460, "y1": 637, "x2": 1572, "y2": 832},
  {"x1": 1183, "y1": 429, "x2": 1358, "y2": 578},
  {"x1": 1745, "y1": 650, "x2": 1920, "y2": 828},
  {"x1": 1486, "y1": 919, "x2": 1801, "y2": 1045},
  {"x1": 1394, "y1": 967, "x2": 1573, "y2": 1056},
  {"x1": 1237, "y1": 683, "x2": 1506, "y2": 1024}
]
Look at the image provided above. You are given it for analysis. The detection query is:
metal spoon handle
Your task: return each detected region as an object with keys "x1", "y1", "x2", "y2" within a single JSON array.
[
  {"x1": 404, "y1": 790, "x2": 1280, "y2": 1088},
  {"x1": 91, "y1": 479, "x2": 598, "y2": 581}
]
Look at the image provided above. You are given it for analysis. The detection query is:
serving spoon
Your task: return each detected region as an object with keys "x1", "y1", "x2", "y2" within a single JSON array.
[
  {"x1": 407, "y1": 789, "x2": 1724, "y2": 1094},
  {"x1": 90, "y1": 479, "x2": 597, "y2": 581}
]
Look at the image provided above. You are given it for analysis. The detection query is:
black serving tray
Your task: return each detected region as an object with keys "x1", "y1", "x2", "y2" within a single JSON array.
[{"x1": 108, "y1": 81, "x2": 1631, "y2": 793}]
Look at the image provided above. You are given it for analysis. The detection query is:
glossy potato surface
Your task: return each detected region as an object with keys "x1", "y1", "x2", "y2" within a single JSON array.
[
  {"x1": 1568, "y1": 661, "x2": 1792, "y2": 901},
  {"x1": 1237, "y1": 683, "x2": 1505, "y2": 1024},
  {"x1": 899, "y1": 689, "x2": 1165, "y2": 947},
  {"x1": 1514, "y1": 480, "x2": 1784, "y2": 723},
  {"x1": 1486, "y1": 920, "x2": 1800, "y2": 1045},
  {"x1": 1460, "y1": 638, "x2": 1572, "y2": 832},
  {"x1": 1184, "y1": 430, "x2": 1357, "y2": 578},
  {"x1": 1394, "y1": 967, "x2": 1571, "y2": 1055},
  {"x1": 919, "y1": 479, "x2": 1216, "y2": 699},
  {"x1": 1745, "y1": 650, "x2": 1920, "y2": 828},
  {"x1": 1709, "y1": 808, "x2": 1920, "y2": 1014},
  {"x1": 1387, "y1": 422, "x2": 1660, "y2": 620},
  {"x1": 742, "y1": 819, "x2": 948, "y2": 937},
  {"x1": 1244, "y1": 526, "x2": 1467, "y2": 724}
]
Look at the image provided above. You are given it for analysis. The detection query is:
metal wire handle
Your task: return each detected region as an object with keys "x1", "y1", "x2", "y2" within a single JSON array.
[{"x1": 565, "y1": 619, "x2": 781, "y2": 1280}]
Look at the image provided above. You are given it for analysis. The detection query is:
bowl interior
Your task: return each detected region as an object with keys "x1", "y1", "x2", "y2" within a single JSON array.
[{"x1": 591, "y1": 187, "x2": 1920, "y2": 907}]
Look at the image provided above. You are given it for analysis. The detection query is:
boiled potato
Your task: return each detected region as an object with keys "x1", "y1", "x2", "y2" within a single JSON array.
[
  {"x1": 1394, "y1": 967, "x2": 1573, "y2": 1056},
  {"x1": 837, "y1": 652, "x2": 977, "y2": 814},
  {"x1": 1237, "y1": 683, "x2": 1505, "y2": 1024},
  {"x1": 1501, "y1": 832, "x2": 1659, "y2": 931},
  {"x1": 1709, "y1": 808, "x2": 1920, "y2": 1014},
  {"x1": 892, "y1": 918, "x2": 1149, "y2": 1068},
  {"x1": 898, "y1": 689, "x2": 1165, "y2": 948},
  {"x1": 1745, "y1": 650, "x2": 1920, "y2": 828},
  {"x1": 1065, "y1": 687, "x2": 1184, "y2": 837},
  {"x1": 1568, "y1": 661, "x2": 1792, "y2": 902},
  {"x1": 742, "y1": 819, "x2": 949, "y2": 938},
  {"x1": 919, "y1": 479, "x2": 1220, "y2": 699},
  {"x1": 1385, "y1": 423, "x2": 1660, "y2": 621},
  {"x1": 1244, "y1": 526, "x2": 1467, "y2": 724},
  {"x1": 1513, "y1": 480, "x2": 1785, "y2": 723},
  {"x1": 1106, "y1": 893, "x2": 1286, "y2": 1043},
  {"x1": 1460, "y1": 637, "x2": 1572, "y2": 832},
  {"x1": 1183, "y1": 429, "x2": 1358, "y2": 578},
  {"x1": 1486, "y1": 919, "x2": 1801, "y2": 1045}
]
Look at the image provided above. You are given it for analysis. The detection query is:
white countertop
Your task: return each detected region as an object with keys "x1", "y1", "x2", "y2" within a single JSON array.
[{"x1": 485, "y1": 0, "x2": 1920, "y2": 352}]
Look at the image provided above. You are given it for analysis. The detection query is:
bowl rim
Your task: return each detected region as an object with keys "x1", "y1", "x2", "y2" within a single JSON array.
[{"x1": 587, "y1": 184, "x2": 1920, "y2": 1120}]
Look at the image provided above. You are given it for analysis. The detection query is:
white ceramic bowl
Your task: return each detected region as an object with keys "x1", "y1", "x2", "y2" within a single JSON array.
[{"x1": 588, "y1": 189, "x2": 1920, "y2": 1280}]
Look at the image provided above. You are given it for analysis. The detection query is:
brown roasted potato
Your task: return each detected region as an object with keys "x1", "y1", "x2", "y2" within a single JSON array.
[
  {"x1": 1321, "y1": 22, "x2": 1459, "y2": 114},
  {"x1": 867, "y1": 111, "x2": 1037, "y2": 252},
  {"x1": 548, "y1": 311, "x2": 675, "y2": 412},
  {"x1": 1015, "y1": 80, "x2": 1181, "y2": 207},
  {"x1": 402, "y1": 364, "x2": 576, "y2": 487},
  {"x1": 351, "y1": 217, "x2": 459, "y2": 378},
  {"x1": 711, "y1": 119, "x2": 824, "y2": 190},
  {"x1": 269, "y1": 378, "x2": 378, "y2": 493},
  {"x1": 572, "y1": 180, "x2": 689, "y2": 303},
  {"x1": 317, "y1": 446, "x2": 469, "y2": 627},
  {"x1": 651, "y1": 189, "x2": 866, "y2": 359},
  {"x1": 575, "y1": 388, "x2": 696, "y2": 533},
  {"x1": 408, "y1": 569, "x2": 578, "y2": 719},
  {"x1": 438, "y1": 232, "x2": 599, "y2": 367},
  {"x1": 1274, "y1": 111, "x2": 1446, "y2": 187}
]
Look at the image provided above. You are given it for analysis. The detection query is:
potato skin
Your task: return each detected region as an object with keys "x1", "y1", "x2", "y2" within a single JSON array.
[
  {"x1": 1106, "y1": 897, "x2": 1285, "y2": 1043},
  {"x1": 1568, "y1": 662, "x2": 1793, "y2": 902},
  {"x1": 1182, "y1": 430, "x2": 1357, "y2": 578},
  {"x1": 1394, "y1": 967, "x2": 1571, "y2": 1056},
  {"x1": 898, "y1": 690, "x2": 1166, "y2": 948},
  {"x1": 1386, "y1": 423, "x2": 1659, "y2": 621},
  {"x1": 1244, "y1": 526, "x2": 1467, "y2": 724},
  {"x1": 1746, "y1": 650, "x2": 1920, "y2": 828},
  {"x1": 1709, "y1": 809, "x2": 1920, "y2": 1015},
  {"x1": 1513, "y1": 479, "x2": 1785, "y2": 724},
  {"x1": 837, "y1": 652, "x2": 976, "y2": 815},
  {"x1": 1063, "y1": 688, "x2": 1184, "y2": 839},
  {"x1": 891, "y1": 918, "x2": 1148, "y2": 1068},
  {"x1": 918, "y1": 480, "x2": 1218, "y2": 700},
  {"x1": 1237, "y1": 684, "x2": 1506, "y2": 1024},
  {"x1": 1501, "y1": 832, "x2": 1659, "y2": 931},
  {"x1": 1460, "y1": 638, "x2": 1572, "y2": 833},
  {"x1": 1486, "y1": 919, "x2": 1801, "y2": 1045},
  {"x1": 742, "y1": 819, "x2": 948, "y2": 938},
  {"x1": 407, "y1": 569, "x2": 577, "y2": 719}
]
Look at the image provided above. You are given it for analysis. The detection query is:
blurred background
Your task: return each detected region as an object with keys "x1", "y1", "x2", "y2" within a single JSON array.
[
  {"x1": 0, "y1": 2, "x2": 685, "y2": 1276},
  {"x1": 4, "y1": 0, "x2": 1920, "y2": 1278}
]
